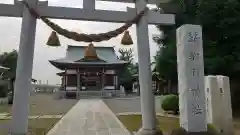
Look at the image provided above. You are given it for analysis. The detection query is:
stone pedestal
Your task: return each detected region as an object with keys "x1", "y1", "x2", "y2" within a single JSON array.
[
  {"x1": 176, "y1": 24, "x2": 207, "y2": 132},
  {"x1": 170, "y1": 127, "x2": 215, "y2": 135}
]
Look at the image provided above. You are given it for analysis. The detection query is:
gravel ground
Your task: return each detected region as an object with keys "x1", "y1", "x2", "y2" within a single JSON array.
[{"x1": 0, "y1": 93, "x2": 78, "y2": 116}]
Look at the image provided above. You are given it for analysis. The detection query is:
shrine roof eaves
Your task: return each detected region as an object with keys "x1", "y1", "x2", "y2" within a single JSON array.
[
  {"x1": 49, "y1": 45, "x2": 127, "y2": 69},
  {"x1": 49, "y1": 60, "x2": 127, "y2": 70},
  {"x1": 49, "y1": 59, "x2": 127, "y2": 65}
]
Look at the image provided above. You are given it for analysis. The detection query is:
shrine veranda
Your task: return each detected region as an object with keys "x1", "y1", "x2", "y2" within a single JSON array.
[{"x1": 0, "y1": 0, "x2": 234, "y2": 135}]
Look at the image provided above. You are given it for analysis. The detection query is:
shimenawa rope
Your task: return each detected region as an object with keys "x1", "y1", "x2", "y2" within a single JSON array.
[{"x1": 21, "y1": 0, "x2": 148, "y2": 43}]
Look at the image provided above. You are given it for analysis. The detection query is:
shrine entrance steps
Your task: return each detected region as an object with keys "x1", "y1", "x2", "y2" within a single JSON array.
[
  {"x1": 47, "y1": 99, "x2": 131, "y2": 135},
  {"x1": 55, "y1": 90, "x2": 126, "y2": 99}
]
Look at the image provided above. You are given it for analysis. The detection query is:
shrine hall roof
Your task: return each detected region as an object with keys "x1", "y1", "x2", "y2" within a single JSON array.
[{"x1": 49, "y1": 45, "x2": 127, "y2": 69}]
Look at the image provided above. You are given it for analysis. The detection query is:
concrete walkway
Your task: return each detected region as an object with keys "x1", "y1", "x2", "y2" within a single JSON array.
[{"x1": 47, "y1": 99, "x2": 131, "y2": 135}]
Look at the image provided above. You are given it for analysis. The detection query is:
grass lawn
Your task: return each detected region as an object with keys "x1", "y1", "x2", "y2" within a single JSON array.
[
  {"x1": 118, "y1": 115, "x2": 179, "y2": 135},
  {"x1": 233, "y1": 117, "x2": 240, "y2": 135},
  {"x1": 0, "y1": 105, "x2": 11, "y2": 114},
  {"x1": 0, "y1": 118, "x2": 60, "y2": 135},
  {"x1": 118, "y1": 115, "x2": 240, "y2": 135}
]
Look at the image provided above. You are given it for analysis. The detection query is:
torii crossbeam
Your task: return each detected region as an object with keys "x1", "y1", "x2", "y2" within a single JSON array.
[
  {"x1": 0, "y1": 0, "x2": 175, "y2": 135},
  {"x1": 0, "y1": 0, "x2": 174, "y2": 24}
]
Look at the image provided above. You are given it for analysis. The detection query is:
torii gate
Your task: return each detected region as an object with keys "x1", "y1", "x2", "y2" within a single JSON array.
[{"x1": 0, "y1": 0, "x2": 175, "y2": 134}]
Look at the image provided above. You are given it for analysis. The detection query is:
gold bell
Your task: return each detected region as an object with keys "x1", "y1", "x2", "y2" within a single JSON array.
[
  {"x1": 121, "y1": 30, "x2": 133, "y2": 45},
  {"x1": 46, "y1": 31, "x2": 61, "y2": 47}
]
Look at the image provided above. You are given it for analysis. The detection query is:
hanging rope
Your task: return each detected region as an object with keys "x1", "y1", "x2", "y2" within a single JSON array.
[{"x1": 21, "y1": 0, "x2": 148, "y2": 43}]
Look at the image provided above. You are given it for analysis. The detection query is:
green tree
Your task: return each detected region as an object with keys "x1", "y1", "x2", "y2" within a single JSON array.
[
  {"x1": 155, "y1": 0, "x2": 240, "y2": 80},
  {"x1": 118, "y1": 48, "x2": 135, "y2": 92},
  {"x1": 0, "y1": 50, "x2": 18, "y2": 99},
  {"x1": 118, "y1": 48, "x2": 136, "y2": 74},
  {"x1": 118, "y1": 48, "x2": 137, "y2": 74},
  {"x1": 118, "y1": 48, "x2": 134, "y2": 63},
  {"x1": 154, "y1": 0, "x2": 240, "y2": 112},
  {"x1": 131, "y1": 62, "x2": 138, "y2": 75},
  {"x1": 0, "y1": 50, "x2": 18, "y2": 79}
]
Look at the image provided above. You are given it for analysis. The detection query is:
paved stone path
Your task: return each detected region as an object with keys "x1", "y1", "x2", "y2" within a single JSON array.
[{"x1": 47, "y1": 99, "x2": 131, "y2": 135}]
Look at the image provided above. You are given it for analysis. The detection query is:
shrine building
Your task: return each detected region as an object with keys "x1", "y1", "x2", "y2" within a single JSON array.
[{"x1": 49, "y1": 43, "x2": 127, "y2": 98}]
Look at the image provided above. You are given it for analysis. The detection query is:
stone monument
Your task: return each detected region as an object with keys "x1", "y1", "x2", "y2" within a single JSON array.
[
  {"x1": 176, "y1": 24, "x2": 207, "y2": 133},
  {"x1": 205, "y1": 76, "x2": 233, "y2": 135},
  {"x1": 216, "y1": 75, "x2": 233, "y2": 135},
  {"x1": 205, "y1": 75, "x2": 233, "y2": 135},
  {"x1": 204, "y1": 76, "x2": 221, "y2": 130}
]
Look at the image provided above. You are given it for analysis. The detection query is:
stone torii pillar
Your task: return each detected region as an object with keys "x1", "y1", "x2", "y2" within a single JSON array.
[
  {"x1": 135, "y1": 0, "x2": 157, "y2": 134},
  {"x1": 11, "y1": 0, "x2": 38, "y2": 134},
  {"x1": 0, "y1": 0, "x2": 174, "y2": 134}
]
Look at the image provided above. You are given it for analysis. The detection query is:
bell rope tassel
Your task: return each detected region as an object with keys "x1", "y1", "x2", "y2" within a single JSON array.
[
  {"x1": 121, "y1": 30, "x2": 133, "y2": 45},
  {"x1": 46, "y1": 31, "x2": 61, "y2": 47}
]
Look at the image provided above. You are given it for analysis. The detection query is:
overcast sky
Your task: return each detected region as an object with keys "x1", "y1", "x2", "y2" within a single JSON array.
[{"x1": 0, "y1": 0, "x2": 161, "y2": 84}]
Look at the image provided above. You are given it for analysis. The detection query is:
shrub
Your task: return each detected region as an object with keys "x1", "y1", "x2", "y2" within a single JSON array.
[
  {"x1": 161, "y1": 94, "x2": 179, "y2": 114},
  {"x1": 119, "y1": 80, "x2": 133, "y2": 93}
]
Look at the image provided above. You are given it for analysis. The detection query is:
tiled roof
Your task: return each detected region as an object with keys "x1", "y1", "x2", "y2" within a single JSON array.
[{"x1": 49, "y1": 45, "x2": 127, "y2": 65}]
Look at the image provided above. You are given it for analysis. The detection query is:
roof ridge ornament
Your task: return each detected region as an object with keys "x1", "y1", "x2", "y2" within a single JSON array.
[
  {"x1": 83, "y1": 43, "x2": 100, "y2": 60},
  {"x1": 73, "y1": 43, "x2": 107, "y2": 62}
]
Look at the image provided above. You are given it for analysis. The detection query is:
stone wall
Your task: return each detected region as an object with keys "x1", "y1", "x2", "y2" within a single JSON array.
[{"x1": 103, "y1": 96, "x2": 163, "y2": 114}]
